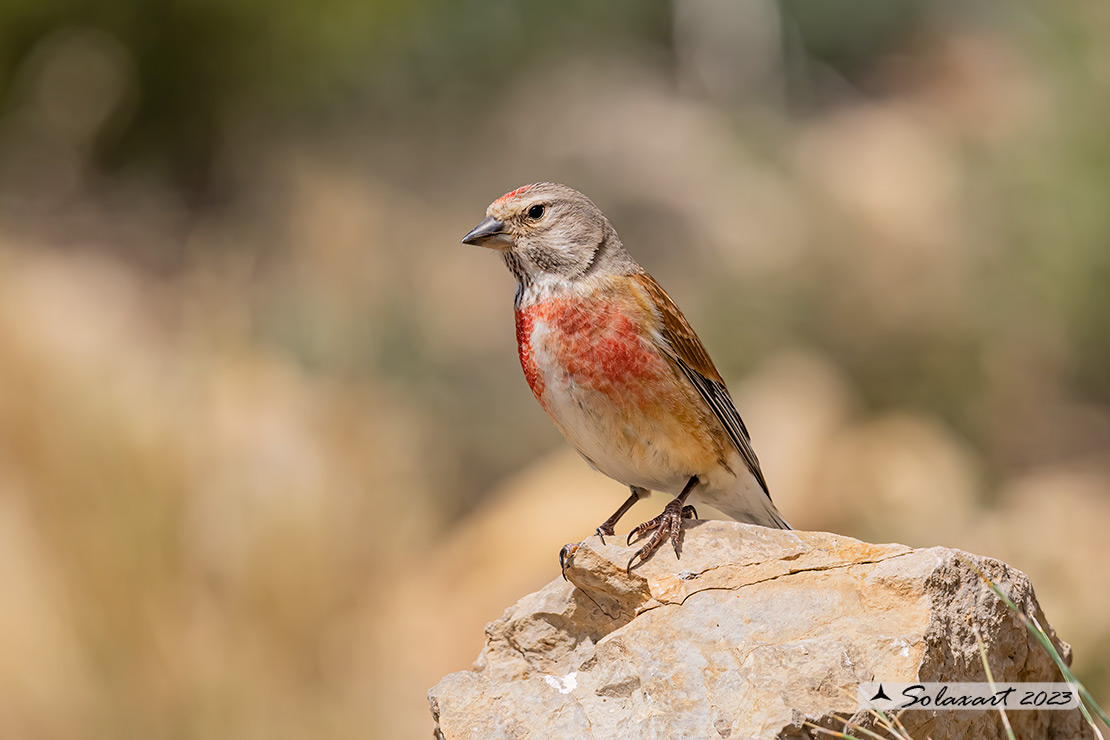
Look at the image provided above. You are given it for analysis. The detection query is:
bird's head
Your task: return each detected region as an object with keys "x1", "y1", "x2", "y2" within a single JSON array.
[{"x1": 462, "y1": 182, "x2": 629, "y2": 284}]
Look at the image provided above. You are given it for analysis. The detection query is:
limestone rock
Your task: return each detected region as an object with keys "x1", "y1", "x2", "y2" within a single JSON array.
[{"x1": 428, "y1": 521, "x2": 1092, "y2": 740}]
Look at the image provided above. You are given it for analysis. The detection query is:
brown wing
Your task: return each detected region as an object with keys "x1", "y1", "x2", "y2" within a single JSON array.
[{"x1": 631, "y1": 273, "x2": 771, "y2": 496}]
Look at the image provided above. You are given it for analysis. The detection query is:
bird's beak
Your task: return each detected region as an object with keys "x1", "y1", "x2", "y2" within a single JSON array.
[{"x1": 461, "y1": 216, "x2": 513, "y2": 249}]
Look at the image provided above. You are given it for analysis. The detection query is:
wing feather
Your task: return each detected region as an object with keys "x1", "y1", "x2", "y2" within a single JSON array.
[{"x1": 631, "y1": 273, "x2": 771, "y2": 496}]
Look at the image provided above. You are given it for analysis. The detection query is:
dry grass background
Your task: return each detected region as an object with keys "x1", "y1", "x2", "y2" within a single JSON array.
[{"x1": 0, "y1": 3, "x2": 1108, "y2": 738}]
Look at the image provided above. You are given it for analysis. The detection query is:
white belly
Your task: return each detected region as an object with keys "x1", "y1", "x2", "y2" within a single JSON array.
[{"x1": 543, "y1": 376, "x2": 695, "y2": 494}]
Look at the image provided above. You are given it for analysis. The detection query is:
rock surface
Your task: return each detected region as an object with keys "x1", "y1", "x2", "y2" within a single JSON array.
[{"x1": 428, "y1": 521, "x2": 1092, "y2": 740}]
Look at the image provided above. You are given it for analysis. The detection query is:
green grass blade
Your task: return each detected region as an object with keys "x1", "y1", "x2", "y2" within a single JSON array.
[
  {"x1": 961, "y1": 555, "x2": 1109, "y2": 736},
  {"x1": 975, "y1": 624, "x2": 1016, "y2": 740}
]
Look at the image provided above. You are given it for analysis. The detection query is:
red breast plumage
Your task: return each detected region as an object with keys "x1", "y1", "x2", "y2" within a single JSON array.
[{"x1": 516, "y1": 287, "x2": 667, "y2": 406}]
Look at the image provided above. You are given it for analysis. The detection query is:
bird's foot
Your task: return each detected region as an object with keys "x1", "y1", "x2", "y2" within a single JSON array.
[
  {"x1": 559, "y1": 542, "x2": 581, "y2": 581},
  {"x1": 593, "y1": 487, "x2": 647, "y2": 546},
  {"x1": 595, "y1": 522, "x2": 615, "y2": 544},
  {"x1": 625, "y1": 503, "x2": 698, "y2": 571}
]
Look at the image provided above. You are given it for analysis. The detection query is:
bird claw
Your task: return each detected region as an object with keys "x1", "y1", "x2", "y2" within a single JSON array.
[
  {"x1": 626, "y1": 515, "x2": 661, "y2": 547},
  {"x1": 625, "y1": 503, "x2": 698, "y2": 572},
  {"x1": 559, "y1": 542, "x2": 581, "y2": 581},
  {"x1": 595, "y1": 522, "x2": 615, "y2": 545},
  {"x1": 626, "y1": 505, "x2": 697, "y2": 545}
]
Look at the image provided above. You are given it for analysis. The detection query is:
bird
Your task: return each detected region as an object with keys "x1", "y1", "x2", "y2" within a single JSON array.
[{"x1": 461, "y1": 183, "x2": 790, "y2": 571}]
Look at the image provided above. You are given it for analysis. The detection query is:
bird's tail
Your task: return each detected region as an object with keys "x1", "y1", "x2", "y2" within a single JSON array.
[
  {"x1": 766, "y1": 501, "x2": 792, "y2": 530},
  {"x1": 703, "y1": 473, "x2": 791, "y2": 530}
]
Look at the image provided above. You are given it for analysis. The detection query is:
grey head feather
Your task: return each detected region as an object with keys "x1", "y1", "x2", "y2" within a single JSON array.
[{"x1": 489, "y1": 183, "x2": 642, "y2": 286}]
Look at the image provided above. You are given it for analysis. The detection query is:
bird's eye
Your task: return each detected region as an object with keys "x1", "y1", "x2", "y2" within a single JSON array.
[{"x1": 527, "y1": 204, "x2": 546, "y2": 220}]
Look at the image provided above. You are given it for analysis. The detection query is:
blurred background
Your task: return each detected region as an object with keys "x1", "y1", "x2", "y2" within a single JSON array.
[{"x1": 0, "y1": 0, "x2": 1107, "y2": 737}]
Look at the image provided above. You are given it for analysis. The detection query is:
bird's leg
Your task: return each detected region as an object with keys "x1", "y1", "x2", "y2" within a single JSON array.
[
  {"x1": 595, "y1": 486, "x2": 648, "y2": 543},
  {"x1": 561, "y1": 486, "x2": 650, "y2": 580},
  {"x1": 626, "y1": 476, "x2": 700, "y2": 571}
]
